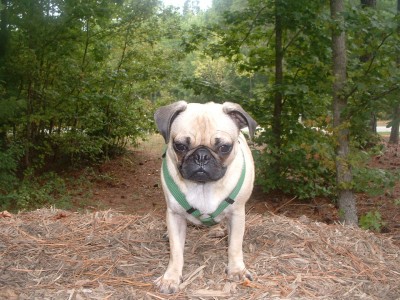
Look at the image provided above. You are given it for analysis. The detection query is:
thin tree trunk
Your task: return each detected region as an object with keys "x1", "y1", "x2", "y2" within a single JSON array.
[
  {"x1": 272, "y1": 3, "x2": 283, "y2": 175},
  {"x1": 369, "y1": 113, "x2": 377, "y2": 133},
  {"x1": 330, "y1": 0, "x2": 358, "y2": 226},
  {"x1": 0, "y1": 0, "x2": 8, "y2": 59},
  {"x1": 389, "y1": 0, "x2": 400, "y2": 144},
  {"x1": 25, "y1": 81, "x2": 33, "y2": 167},
  {"x1": 0, "y1": 0, "x2": 9, "y2": 148},
  {"x1": 389, "y1": 104, "x2": 400, "y2": 144},
  {"x1": 72, "y1": 18, "x2": 91, "y2": 133}
]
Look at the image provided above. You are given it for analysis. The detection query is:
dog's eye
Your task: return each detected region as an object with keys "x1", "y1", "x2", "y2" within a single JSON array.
[
  {"x1": 219, "y1": 144, "x2": 232, "y2": 154},
  {"x1": 174, "y1": 143, "x2": 188, "y2": 152}
]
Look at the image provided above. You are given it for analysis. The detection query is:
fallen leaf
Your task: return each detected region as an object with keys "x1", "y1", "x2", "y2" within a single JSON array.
[
  {"x1": 0, "y1": 211, "x2": 12, "y2": 218},
  {"x1": 54, "y1": 212, "x2": 69, "y2": 220}
]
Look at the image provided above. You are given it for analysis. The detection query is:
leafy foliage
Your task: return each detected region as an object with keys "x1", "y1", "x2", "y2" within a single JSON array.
[
  {"x1": 353, "y1": 166, "x2": 398, "y2": 197},
  {"x1": 1, "y1": 0, "x2": 400, "y2": 212},
  {"x1": 359, "y1": 211, "x2": 386, "y2": 232},
  {"x1": 255, "y1": 125, "x2": 336, "y2": 199},
  {"x1": 184, "y1": 0, "x2": 337, "y2": 199},
  {"x1": 0, "y1": 143, "x2": 24, "y2": 194},
  {"x1": 180, "y1": 0, "x2": 400, "y2": 201},
  {"x1": 0, "y1": 0, "x2": 184, "y2": 210}
]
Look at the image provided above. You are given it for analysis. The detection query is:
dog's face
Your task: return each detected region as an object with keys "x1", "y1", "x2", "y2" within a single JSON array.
[
  {"x1": 155, "y1": 101, "x2": 257, "y2": 183},
  {"x1": 170, "y1": 104, "x2": 238, "y2": 182}
]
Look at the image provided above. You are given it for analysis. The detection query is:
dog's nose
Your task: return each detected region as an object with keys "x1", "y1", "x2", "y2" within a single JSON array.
[{"x1": 193, "y1": 148, "x2": 211, "y2": 166}]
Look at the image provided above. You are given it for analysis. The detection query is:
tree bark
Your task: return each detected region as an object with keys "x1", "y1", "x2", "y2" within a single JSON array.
[{"x1": 330, "y1": 0, "x2": 358, "y2": 226}]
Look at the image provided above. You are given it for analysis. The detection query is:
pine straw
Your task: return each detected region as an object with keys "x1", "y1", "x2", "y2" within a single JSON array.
[{"x1": 0, "y1": 209, "x2": 399, "y2": 300}]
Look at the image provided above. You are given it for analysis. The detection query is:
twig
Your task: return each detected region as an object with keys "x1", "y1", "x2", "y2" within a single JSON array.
[{"x1": 273, "y1": 196, "x2": 298, "y2": 213}]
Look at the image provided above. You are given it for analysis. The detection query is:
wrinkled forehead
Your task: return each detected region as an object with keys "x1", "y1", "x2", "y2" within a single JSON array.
[{"x1": 171, "y1": 104, "x2": 239, "y2": 145}]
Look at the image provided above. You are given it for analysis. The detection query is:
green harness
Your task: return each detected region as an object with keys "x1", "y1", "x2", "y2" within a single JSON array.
[{"x1": 162, "y1": 149, "x2": 246, "y2": 227}]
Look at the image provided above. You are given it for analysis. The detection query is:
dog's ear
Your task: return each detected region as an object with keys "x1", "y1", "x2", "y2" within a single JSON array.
[
  {"x1": 154, "y1": 101, "x2": 188, "y2": 143},
  {"x1": 222, "y1": 102, "x2": 257, "y2": 139}
]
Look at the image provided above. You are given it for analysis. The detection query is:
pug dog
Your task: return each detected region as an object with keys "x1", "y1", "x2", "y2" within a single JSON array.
[{"x1": 154, "y1": 101, "x2": 257, "y2": 294}]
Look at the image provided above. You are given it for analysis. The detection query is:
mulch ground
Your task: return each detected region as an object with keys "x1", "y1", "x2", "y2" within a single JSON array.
[
  {"x1": 1, "y1": 136, "x2": 399, "y2": 299},
  {"x1": 0, "y1": 208, "x2": 399, "y2": 299}
]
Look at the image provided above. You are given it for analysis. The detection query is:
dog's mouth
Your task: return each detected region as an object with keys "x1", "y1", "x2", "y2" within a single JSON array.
[
  {"x1": 180, "y1": 166, "x2": 226, "y2": 183},
  {"x1": 190, "y1": 169, "x2": 210, "y2": 182},
  {"x1": 177, "y1": 146, "x2": 228, "y2": 183}
]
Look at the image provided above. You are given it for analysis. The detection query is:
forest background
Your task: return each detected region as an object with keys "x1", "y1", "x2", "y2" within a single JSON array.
[{"x1": 0, "y1": 0, "x2": 399, "y2": 228}]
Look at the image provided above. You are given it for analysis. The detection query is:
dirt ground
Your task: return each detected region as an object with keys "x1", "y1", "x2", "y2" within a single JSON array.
[{"x1": 69, "y1": 135, "x2": 400, "y2": 245}]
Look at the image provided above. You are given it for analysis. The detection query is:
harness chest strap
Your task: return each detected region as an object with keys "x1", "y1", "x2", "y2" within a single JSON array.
[{"x1": 162, "y1": 149, "x2": 246, "y2": 227}]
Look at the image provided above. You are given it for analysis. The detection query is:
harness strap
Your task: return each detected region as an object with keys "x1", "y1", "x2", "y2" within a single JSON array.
[{"x1": 162, "y1": 149, "x2": 246, "y2": 227}]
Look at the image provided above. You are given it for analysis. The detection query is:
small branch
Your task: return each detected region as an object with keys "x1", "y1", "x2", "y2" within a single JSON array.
[
  {"x1": 345, "y1": 32, "x2": 394, "y2": 100},
  {"x1": 239, "y1": 5, "x2": 268, "y2": 47},
  {"x1": 273, "y1": 196, "x2": 298, "y2": 213},
  {"x1": 282, "y1": 29, "x2": 302, "y2": 55},
  {"x1": 363, "y1": 32, "x2": 393, "y2": 76}
]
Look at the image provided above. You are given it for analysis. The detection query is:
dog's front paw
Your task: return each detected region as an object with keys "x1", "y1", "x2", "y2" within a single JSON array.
[
  {"x1": 227, "y1": 267, "x2": 253, "y2": 282},
  {"x1": 155, "y1": 274, "x2": 182, "y2": 294}
]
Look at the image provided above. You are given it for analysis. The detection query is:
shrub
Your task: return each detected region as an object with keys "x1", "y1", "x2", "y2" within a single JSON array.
[
  {"x1": 1, "y1": 171, "x2": 71, "y2": 211},
  {"x1": 0, "y1": 143, "x2": 24, "y2": 195},
  {"x1": 255, "y1": 125, "x2": 336, "y2": 199},
  {"x1": 359, "y1": 211, "x2": 385, "y2": 232},
  {"x1": 353, "y1": 167, "x2": 398, "y2": 197}
]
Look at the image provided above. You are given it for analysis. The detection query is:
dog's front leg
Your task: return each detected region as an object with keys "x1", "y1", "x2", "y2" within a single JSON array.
[
  {"x1": 227, "y1": 206, "x2": 252, "y2": 281},
  {"x1": 157, "y1": 208, "x2": 187, "y2": 294}
]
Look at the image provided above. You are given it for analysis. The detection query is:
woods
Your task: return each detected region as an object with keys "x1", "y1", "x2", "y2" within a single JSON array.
[
  {"x1": 0, "y1": 0, "x2": 399, "y2": 226},
  {"x1": 0, "y1": 0, "x2": 183, "y2": 208}
]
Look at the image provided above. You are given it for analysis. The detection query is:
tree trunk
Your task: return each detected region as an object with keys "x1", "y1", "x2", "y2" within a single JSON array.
[
  {"x1": 25, "y1": 81, "x2": 33, "y2": 167},
  {"x1": 389, "y1": 105, "x2": 400, "y2": 144},
  {"x1": 0, "y1": 0, "x2": 9, "y2": 148},
  {"x1": 389, "y1": 0, "x2": 400, "y2": 144},
  {"x1": 369, "y1": 113, "x2": 377, "y2": 133},
  {"x1": 272, "y1": 2, "x2": 283, "y2": 175},
  {"x1": 0, "y1": 0, "x2": 8, "y2": 59},
  {"x1": 330, "y1": 0, "x2": 358, "y2": 226}
]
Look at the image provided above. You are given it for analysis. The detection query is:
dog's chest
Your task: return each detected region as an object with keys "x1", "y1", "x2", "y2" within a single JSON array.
[{"x1": 182, "y1": 183, "x2": 224, "y2": 215}]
